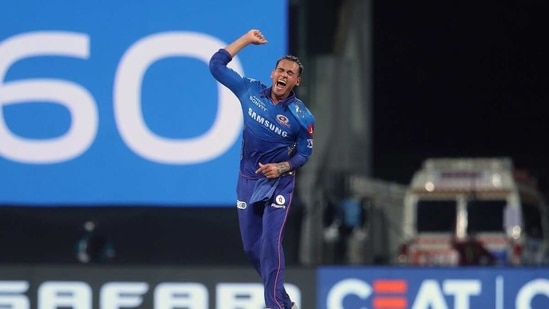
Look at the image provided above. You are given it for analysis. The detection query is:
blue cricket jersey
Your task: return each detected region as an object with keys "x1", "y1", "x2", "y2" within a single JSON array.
[{"x1": 209, "y1": 49, "x2": 315, "y2": 179}]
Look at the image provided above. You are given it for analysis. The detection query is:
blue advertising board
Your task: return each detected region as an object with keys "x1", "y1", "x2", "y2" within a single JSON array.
[
  {"x1": 318, "y1": 267, "x2": 549, "y2": 309},
  {"x1": 0, "y1": 1, "x2": 287, "y2": 206}
]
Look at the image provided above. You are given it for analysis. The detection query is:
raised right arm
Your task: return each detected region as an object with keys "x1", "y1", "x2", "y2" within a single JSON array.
[
  {"x1": 209, "y1": 30, "x2": 267, "y2": 96},
  {"x1": 224, "y1": 29, "x2": 268, "y2": 57}
]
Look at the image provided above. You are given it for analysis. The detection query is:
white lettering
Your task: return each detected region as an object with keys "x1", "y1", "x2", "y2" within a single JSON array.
[
  {"x1": 0, "y1": 31, "x2": 246, "y2": 165},
  {"x1": 411, "y1": 280, "x2": 448, "y2": 309},
  {"x1": 516, "y1": 279, "x2": 549, "y2": 309},
  {"x1": 100, "y1": 282, "x2": 148, "y2": 309},
  {"x1": 114, "y1": 32, "x2": 243, "y2": 164},
  {"x1": 38, "y1": 281, "x2": 91, "y2": 309},
  {"x1": 154, "y1": 283, "x2": 208, "y2": 309},
  {"x1": 216, "y1": 283, "x2": 263, "y2": 309},
  {"x1": 0, "y1": 281, "x2": 29, "y2": 309},
  {"x1": 443, "y1": 280, "x2": 481, "y2": 309},
  {"x1": 249, "y1": 96, "x2": 267, "y2": 111},
  {"x1": 247, "y1": 108, "x2": 288, "y2": 137},
  {"x1": 217, "y1": 283, "x2": 300, "y2": 309},
  {"x1": 3, "y1": 279, "x2": 302, "y2": 309},
  {"x1": 0, "y1": 32, "x2": 98, "y2": 164},
  {"x1": 326, "y1": 279, "x2": 371, "y2": 309}
]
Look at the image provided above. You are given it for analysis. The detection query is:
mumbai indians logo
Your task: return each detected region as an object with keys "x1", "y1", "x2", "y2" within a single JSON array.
[
  {"x1": 237, "y1": 200, "x2": 247, "y2": 209},
  {"x1": 276, "y1": 114, "x2": 291, "y2": 128},
  {"x1": 271, "y1": 195, "x2": 287, "y2": 209}
]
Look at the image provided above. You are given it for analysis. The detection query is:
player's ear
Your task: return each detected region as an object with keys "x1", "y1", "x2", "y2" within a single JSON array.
[{"x1": 296, "y1": 76, "x2": 301, "y2": 86}]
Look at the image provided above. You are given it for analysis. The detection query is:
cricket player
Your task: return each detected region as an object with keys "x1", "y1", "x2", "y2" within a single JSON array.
[{"x1": 209, "y1": 29, "x2": 314, "y2": 309}]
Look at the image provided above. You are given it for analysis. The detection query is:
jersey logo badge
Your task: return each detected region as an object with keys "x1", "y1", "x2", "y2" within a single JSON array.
[
  {"x1": 237, "y1": 200, "x2": 247, "y2": 209},
  {"x1": 276, "y1": 114, "x2": 291, "y2": 128},
  {"x1": 308, "y1": 124, "x2": 314, "y2": 135},
  {"x1": 271, "y1": 195, "x2": 286, "y2": 209},
  {"x1": 275, "y1": 195, "x2": 286, "y2": 205}
]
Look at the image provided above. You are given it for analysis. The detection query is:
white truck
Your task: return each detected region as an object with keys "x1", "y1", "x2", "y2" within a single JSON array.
[{"x1": 398, "y1": 157, "x2": 548, "y2": 266}]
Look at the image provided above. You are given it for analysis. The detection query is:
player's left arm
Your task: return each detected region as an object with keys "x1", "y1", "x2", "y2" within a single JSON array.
[
  {"x1": 286, "y1": 102, "x2": 315, "y2": 172},
  {"x1": 255, "y1": 122, "x2": 314, "y2": 179},
  {"x1": 287, "y1": 122, "x2": 314, "y2": 170}
]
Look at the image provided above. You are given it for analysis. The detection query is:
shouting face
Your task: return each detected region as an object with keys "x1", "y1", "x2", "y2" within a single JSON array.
[{"x1": 270, "y1": 59, "x2": 301, "y2": 103}]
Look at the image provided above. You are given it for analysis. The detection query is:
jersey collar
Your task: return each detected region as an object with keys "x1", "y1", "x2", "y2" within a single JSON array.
[{"x1": 260, "y1": 87, "x2": 296, "y2": 108}]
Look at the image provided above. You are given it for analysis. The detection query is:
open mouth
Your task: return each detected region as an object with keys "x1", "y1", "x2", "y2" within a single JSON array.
[{"x1": 276, "y1": 80, "x2": 287, "y2": 89}]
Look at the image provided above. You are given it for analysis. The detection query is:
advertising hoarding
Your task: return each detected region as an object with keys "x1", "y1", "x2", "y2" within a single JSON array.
[
  {"x1": 0, "y1": 1, "x2": 287, "y2": 206},
  {"x1": 318, "y1": 266, "x2": 549, "y2": 309},
  {"x1": 0, "y1": 265, "x2": 315, "y2": 309}
]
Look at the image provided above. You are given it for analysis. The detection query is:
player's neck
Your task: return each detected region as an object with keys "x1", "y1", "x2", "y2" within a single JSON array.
[{"x1": 271, "y1": 93, "x2": 286, "y2": 105}]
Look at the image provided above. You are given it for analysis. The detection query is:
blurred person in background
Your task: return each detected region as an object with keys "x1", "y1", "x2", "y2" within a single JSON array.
[
  {"x1": 209, "y1": 29, "x2": 314, "y2": 309},
  {"x1": 452, "y1": 233, "x2": 495, "y2": 266}
]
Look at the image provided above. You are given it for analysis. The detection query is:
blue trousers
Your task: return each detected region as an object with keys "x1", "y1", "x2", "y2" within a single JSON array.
[{"x1": 236, "y1": 174, "x2": 295, "y2": 309}]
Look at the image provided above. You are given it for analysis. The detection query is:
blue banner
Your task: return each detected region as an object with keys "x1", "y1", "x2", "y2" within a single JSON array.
[
  {"x1": 318, "y1": 267, "x2": 549, "y2": 309},
  {"x1": 0, "y1": 1, "x2": 287, "y2": 206}
]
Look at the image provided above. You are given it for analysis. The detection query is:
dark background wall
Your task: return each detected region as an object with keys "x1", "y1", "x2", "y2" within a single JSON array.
[
  {"x1": 0, "y1": 205, "x2": 304, "y2": 265},
  {"x1": 370, "y1": 0, "x2": 548, "y2": 192},
  {"x1": 296, "y1": 0, "x2": 548, "y2": 194}
]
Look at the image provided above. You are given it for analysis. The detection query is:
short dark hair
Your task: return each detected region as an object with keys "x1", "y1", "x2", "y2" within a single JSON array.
[{"x1": 276, "y1": 55, "x2": 303, "y2": 76}]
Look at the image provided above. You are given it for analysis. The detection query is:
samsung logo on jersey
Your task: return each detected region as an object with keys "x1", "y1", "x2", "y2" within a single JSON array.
[
  {"x1": 248, "y1": 108, "x2": 288, "y2": 137},
  {"x1": 249, "y1": 96, "x2": 267, "y2": 111}
]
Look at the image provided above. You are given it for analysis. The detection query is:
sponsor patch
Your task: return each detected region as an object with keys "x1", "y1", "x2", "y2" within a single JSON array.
[
  {"x1": 271, "y1": 203, "x2": 286, "y2": 209},
  {"x1": 249, "y1": 95, "x2": 267, "y2": 111}
]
